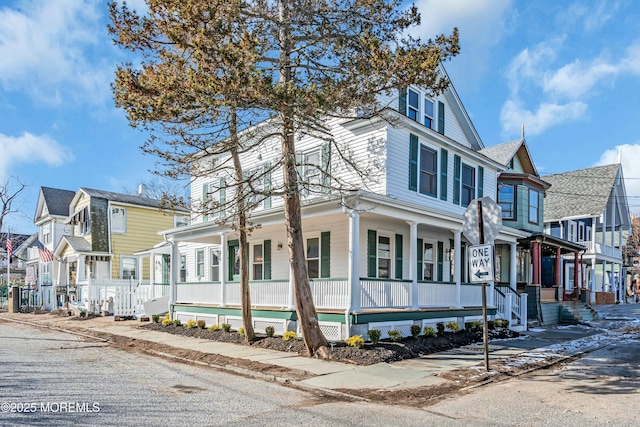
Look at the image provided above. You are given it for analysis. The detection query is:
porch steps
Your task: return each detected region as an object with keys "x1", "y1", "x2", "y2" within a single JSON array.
[
  {"x1": 540, "y1": 302, "x2": 560, "y2": 326},
  {"x1": 559, "y1": 302, "x2": 599, "y2": 324}
]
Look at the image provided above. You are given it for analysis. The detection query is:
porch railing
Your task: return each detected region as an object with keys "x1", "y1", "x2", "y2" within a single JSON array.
[
  {"x1": 494, "y1": 285, "x2": 527, "y2": 327},
  {"x1": 577, "y1": 240, "x2": 622, "y2": 258},
  {"x1": 360, "y1": 279, "x2": 411, "y2": 309}
]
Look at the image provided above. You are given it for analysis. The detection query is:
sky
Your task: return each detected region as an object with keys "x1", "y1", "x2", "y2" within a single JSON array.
[{"x1": 0, "y1": 0, "x2": 639, "y2": 234}]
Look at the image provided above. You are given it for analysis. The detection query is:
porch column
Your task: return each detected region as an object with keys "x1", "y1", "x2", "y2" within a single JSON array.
[
  {"x1": 408, "y1": 221, "x2": 419, "y2": 310},
  {"x1": 453, "y1": 230, "x2": 462, "y2": 308},
  {"x1": 555, "y1": 247, "x2": 562, "y2": 299},
  {"x1": 610, "y1": 189, "x2": 615, "y2": 251},
  {"x1": 574, "y1": 252, "x2": 580, "y2": 291},
  {"x1": 169, "y1": 240, "x2": 178, "y2": 313},
  {"x1": 77, "y1": 255, "x2": 86, "y2": 282},
  {"x1": 137, "y1": 255, "x2": 143, "y2": 285},
  {"x1": 509, "y1": 242, "x2": 517, "y2": 291},
  {"x1": 220, "y1": 233, "x2": 227, "y2": 307},
  {"x1": 532, "y1": 241, "x2": 540, "y2": 285},
  {"x1": 348, "y1": 209, "x2": 361, "y2": 312},
  {"x1": 590, "y1": 258, "x2": 596, "y2": 303}
]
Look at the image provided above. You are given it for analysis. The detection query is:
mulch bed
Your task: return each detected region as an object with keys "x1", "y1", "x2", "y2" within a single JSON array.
[{"x1": 141, "y1": 322, "x2": 519, "y2": 366}]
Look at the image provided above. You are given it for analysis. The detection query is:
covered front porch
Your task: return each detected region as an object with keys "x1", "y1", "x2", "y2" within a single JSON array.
[{"x1": 163, "y1": 192, "x2": 529, "y2": 338}]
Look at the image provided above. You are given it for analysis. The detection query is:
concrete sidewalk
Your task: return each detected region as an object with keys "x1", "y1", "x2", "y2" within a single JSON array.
[{"x1": 0, "y1": 312, "x2": 610, "y2": 392}]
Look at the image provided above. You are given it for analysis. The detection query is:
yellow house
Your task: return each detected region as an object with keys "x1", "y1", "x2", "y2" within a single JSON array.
[{"x1": 53, "y1": 187, "x2": 189, "y2": 295}]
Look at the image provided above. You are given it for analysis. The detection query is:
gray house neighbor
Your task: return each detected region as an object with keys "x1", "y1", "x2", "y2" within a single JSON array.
[{"x1": 543, "y1": 164, "x2": 631, "y2": 305}]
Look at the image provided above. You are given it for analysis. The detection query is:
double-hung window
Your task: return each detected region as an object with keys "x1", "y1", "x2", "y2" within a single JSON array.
[
  {"x1": 210, "y1": 248, "x2": 220, "y2": 281},
  {"x1": 461, "y1": 164, "x2": 476, "y2": 207},
  {"x1": 529, "y1": 189, "x2": 539, "y2": 224},
  {"x1": 196, "y1": 249, "x2": 205, "y2": 279},
  {"x1": 377, "y1": 235, "x2": 391, "y2": 279},
  {"x1": 42, "y1": 223, "x2": 51, "y2": 244},
  {"x1": 499, "y1": 184, "x2": 515, "y2": 219},
  {"x1": 121, "y1": 256, "x2": 137, "y2": 280},
  {"x1": 407, "y1": 89, "x2": 419, "y2": 121},
  {"x1": 111, "y1": 207, "x2": 126, "y2": 234},
  {"x1": 253, "y1": 244, "x2": 264, "y2": 280},
  {"x1": 419, "y1": 145, "x2": 437, "y2": 197},
  {"x1": 306, "y1": 237, "x2": 320, "y2": 279},
  {"x1": 424, "y1": 99, "x2": 434, "y2": 128},
  {"x1": 422, "y1": 242, "x2": 434, "y2": 281}
]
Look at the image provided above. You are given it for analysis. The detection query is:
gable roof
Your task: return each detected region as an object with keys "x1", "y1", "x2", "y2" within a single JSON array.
[
  {"x1": 543, "y1": 164, "x2": 622, "y2": 221},
  {"x1": 0, "y1": 232, "x2": 32, "y2": 254},
  {"x1": 479, "y1": 138, "x2": 538, "y2": 175},
  {"x1": 34, "y1": 187, "x2": 76, "y2": 222},
  {"x1": 71, "y1": 188, "x2": 189, "y2": 213}
]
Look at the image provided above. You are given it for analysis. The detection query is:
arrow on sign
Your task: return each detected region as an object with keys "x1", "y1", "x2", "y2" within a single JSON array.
[{"x1": 474, "y1": 270, "x2": 490, "y2": 279}]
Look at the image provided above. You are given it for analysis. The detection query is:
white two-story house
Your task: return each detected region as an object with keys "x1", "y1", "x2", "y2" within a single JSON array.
[{"x1": 162, "y1": 66, "x2": 530, "y2": 340}]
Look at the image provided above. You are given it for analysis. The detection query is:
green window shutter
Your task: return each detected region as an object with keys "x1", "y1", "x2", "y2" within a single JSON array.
[
  {"x1": 228, "y1": 240, "x2": 238, "y2": 281},
  {"x1": 417, "y1": 238, "x2": 423, "y2": 280},
  {"x1": 437, "y1": 101, "x2": 445, "y2": 135},
  {"x1": 367, "y1": 230, "x2": 377, "y2": 278},
  {"x1": 399, "y1": 87, "x2": 407, "y2": 116},
  {"x1": 202, "y1": 183, "x2": 209, "y2": 222},
  {"x1": 409, "y1": 134, "x2": 418, "y2": 191},
  {"x1": 395, "y1": 234, "x2": 403, "y2": 279},
  {"x1": 477, "y1": 166, "x2": 484, "y2": 198},
  {"x1": 264, "y1": 239, "x2": 271, "y2": 280},
  {"x1": 437, "y1": 241, "x2": 444, "y2": 282},
  {"x1": 320, "y1": 231, "x2": 330, "y2": 278},
  {"x1": 453, "y1": 155, "x2": 461, "y2": 205},
  {"x1": 219, "y1": 178, "x2": 226, "y2": 218},
  {"x1": 264, "y1": 162, "x2": 272, "y2": 209},
  {"x1": 440, "y1": 148, "x2": 448, "y2": 201},
  {"x1": 321, "y1": 143, "x2": 331, "y2": 193}
]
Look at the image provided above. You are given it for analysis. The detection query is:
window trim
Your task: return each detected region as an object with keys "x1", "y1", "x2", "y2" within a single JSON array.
[
  {"x1": 111, "y1": 207, "x2": 127, "y2": 234},
  {"x1": 252, "y1": 243, "x2": 264, "y2": 280},
  {"x1": 210, "y1": 247, "x2": 220, "y2": 282},
  {"x1": 305, "y1": 235, "x2": 321, "y2": 279},
  {"x1": 419, "y1": 144, "x2": 438, "y2": 197},
  {"x1": 498, "y1": 183, "x2": 515, "y2": 220},
  {"x1": 195, "y1": 249, "x2": 205, "y2": 279},
  {"x1": 377, "y1": 234, "x2": 392, "y2": 279},
  {"x1": 461, "y1": 163, "x2": 476, "y2": 207},
  {"x1": 528, "y1": 189, "x2": 539, "y2": 224},
  {"x1": 422, "y1": 241, "x2": 436, "y2": 281},
  {"x1": 407, "y1": 88, "x2": 419, "y2": 121},
  {"x1": 120, "y1": 255, "x2": 138, "y2": 280}
]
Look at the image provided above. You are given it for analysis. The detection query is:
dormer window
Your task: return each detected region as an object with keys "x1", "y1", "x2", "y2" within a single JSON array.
[
  {"x1": 404, "y1": 88, "x2": 442, "y2": 134},
  {"x1": 408, "y1": 89, "x2": 419, "y2": 121},
  {"x1": 424, "y1": 99, "x2": 434, "y2": 128}
]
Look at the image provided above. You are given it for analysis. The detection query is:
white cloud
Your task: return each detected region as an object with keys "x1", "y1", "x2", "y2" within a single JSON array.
[
  {"x1": 595, "y1": 143, "x2": 640, "y2": 213},
  {"x1": 0, "y1": 132, "x2": 74, "y2": 179},
  {"x1": 0, "y1": 0, "x2": 112, "y2": 106},
  {"x1": 559, "y1": 0, "x2": 619, "y2": 31},
  {"x1": 500, "y1": 35, "x2": 640, "y2": 138}
]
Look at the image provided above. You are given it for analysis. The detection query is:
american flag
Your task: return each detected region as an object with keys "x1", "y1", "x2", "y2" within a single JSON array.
[
  {"x1": 37, "y1": 240, "x2": 55, "y2": 263},
  {"x1": 5, "y1": 233, "x2": 11, "y2": 258}
]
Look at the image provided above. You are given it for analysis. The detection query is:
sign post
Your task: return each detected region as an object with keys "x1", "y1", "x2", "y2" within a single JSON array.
[{"x1": 463, "y1": 197, "x2": 502, "y2": 371}]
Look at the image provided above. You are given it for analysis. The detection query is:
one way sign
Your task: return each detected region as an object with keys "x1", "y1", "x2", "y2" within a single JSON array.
[{"x1": 468, "y1": 244, "x2": 494, "y2": 283}]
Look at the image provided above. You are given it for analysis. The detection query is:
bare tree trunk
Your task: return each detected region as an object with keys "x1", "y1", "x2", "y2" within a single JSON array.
[
  {"x1": 230, "y1": 109, "x2": 255, "y2": 342},
  {"x1": 277, "y1": 0, "x2": 328, "y2": 358}
]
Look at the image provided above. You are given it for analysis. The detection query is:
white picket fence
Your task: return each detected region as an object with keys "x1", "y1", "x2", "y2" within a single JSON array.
[{"x1": 81, "y1": 279, "x2": 160, "y2": 317}]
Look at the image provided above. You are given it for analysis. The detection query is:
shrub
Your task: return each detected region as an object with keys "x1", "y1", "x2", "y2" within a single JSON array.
[
  {"x1": 265, "y1": 326, "x2": 275, "y2": 337},
  {"x1": 387, "y1": 329, "x2": 403, "y2": 342},
  {"x1": 238, "y1": 327, "x2": 245, "y2": 337},
  {"x1": 495, "y1": 319, "x2": 509, "y2": 328},
  {"x1": 282, "y1": 331, "x2": 297, "y2": 341},
  {"x1": 185, "y1": 319, "x2": 198, "y2": 329},
  {"x1": 173, "y1": 319, "x2": 182, "y2": 327},
  {"x1": 197, "y1": 320, "x2": 206, "y2": 329},
  {"x1": 162, "y1": 317, "x2": 173, "y2": 326},
  {"x1": 368, "y1": 329, "x2": 381, "y2": 344},
  {"x1": 151, "y1": 314, "x2": 160, "y2": 323},
  {"x1": 346, "y1": 335, "x2": 364, "y2": 348},
  {"x1": 423, "y1": 326, "x2": 436, "y2": 337},
  {"x1": 487, "y1": 320, "x2": 495, "y2": 330},
  {"x1": 410, "y1": 324, "x2": 421, "y2": 338},
  {"x1": 436, "y1": 322, "x2": 445, "y2": 335},
  {"x1": 221, "y1": 323, "x2": 231, "y2": 332},
  {"x1": 208, "y1": 324, "x2": 221, "y2": 332},
  {"x1": 465, "y1": 321, "x2": 483, "y2": 333},
  {"x1": 445, "y1": 321, "x2": 460, "y2": 332}
]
